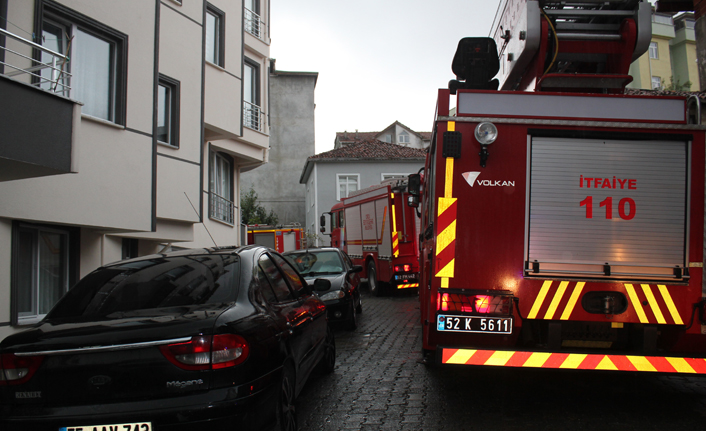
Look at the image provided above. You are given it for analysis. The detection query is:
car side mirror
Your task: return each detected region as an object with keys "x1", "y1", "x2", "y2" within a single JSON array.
[
  {"x1": 348, "y1": 265, "x2": 363, "y2": 276},
  {"x1": 408, "y1": 173, "x2": 421, "y2": 196},
  {"x1": 313, "y1": 278, "x2": 332, "y2": 292}
]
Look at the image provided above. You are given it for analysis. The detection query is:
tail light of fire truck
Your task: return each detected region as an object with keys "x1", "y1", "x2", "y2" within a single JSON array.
[
  {"x1": 393, "y1": 264, "x2": 418, "y2": 288},
  {"x1": 438, "y1": 292, "x2": 512, "y2": 315}
]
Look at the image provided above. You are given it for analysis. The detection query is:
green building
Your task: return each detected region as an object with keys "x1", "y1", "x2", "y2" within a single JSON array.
[{"x1": 628, "y1": 11, "x2": 699, "y2": 90}]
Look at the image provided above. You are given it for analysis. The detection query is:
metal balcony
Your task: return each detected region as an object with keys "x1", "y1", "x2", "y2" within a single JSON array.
[
  {"x1": 209, "y1": 192, "x2": 235, "y2": 225},
  {"x1": 0, "y1": 27, "x2": 71, "y2": 95},
  {"x1": 244, "y1": 8, "x2": 264, "y2": 40},
  {"x1": 244, "y1": 101, "x2": 264, "y2": 132},
  {"x1": 0, "y1": 27, "x2": 77, "y2": 181}
]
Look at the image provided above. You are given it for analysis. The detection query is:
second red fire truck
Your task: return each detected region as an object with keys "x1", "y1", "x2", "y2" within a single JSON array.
[
  {"x1": 413, "y1": 0, "x2": 706, "y2": 373},
  {"x1": 321, "y1": 178, "x2": 420, "y2": 295}
]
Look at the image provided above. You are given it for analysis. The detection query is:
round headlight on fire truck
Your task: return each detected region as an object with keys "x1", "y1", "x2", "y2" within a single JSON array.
[{"x1": 474, "y1": 122, "x2": 498, "y2": 145}]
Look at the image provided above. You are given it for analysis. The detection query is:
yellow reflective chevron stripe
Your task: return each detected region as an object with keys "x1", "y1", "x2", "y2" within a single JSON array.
[
  {"x1": 625, "y1": 283, "x2": 649, "y2": 324},
  {"x1": 641, "y1": 284, "x2": 666, "y2": 324},
  {"x1": 560, "y1": 282, "x2": 585, "y2": 320},
  {"x1": 544, "y1": 281, "x2": 569, "y2": 320},
  {"x1": 528, "y1": 280, "x2": 552, "y2": 319},
  {"x1": 446, "y1": 348, "x2": 476, "y2": 364},
  {"x1": 526, "y1": 282, "x2": 685, "y2": 325},
  {"x1": 658, "y1": 285, "x2": 683, "y2": 325},
  {"x1": 440, "y1": 348, "x2": 706, "y2": 373},
  {"x1": 435, "y1": 121, "x2": 457, "y2": 284}
]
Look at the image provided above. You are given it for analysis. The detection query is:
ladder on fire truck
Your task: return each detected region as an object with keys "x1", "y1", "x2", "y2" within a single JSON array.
[{"x1": 486, "y1": 0, "x2": 652, "y2": 93}]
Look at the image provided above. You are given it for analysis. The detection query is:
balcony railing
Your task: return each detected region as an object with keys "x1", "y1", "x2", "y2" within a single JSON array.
[
  {"x1": 210, "y1": 192, "x2": 235, "y2": 225},
  {"x1": 244, "y1": 100, "x2": 263, "y2": 132},
  {"x1": 244, "y1": 8, "x2": 264, "y2": 39},
  {"x1": 0, "y1": 27, "x2": 71, "y2": 96}
]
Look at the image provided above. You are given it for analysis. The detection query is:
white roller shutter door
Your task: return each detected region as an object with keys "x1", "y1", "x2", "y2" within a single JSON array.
[{"x1": 527, "y1": 137, "x2": 688, "y2": 279}]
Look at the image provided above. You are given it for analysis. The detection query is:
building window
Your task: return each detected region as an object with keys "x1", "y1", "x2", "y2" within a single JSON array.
[
  {"x1": 382, "y1": 173, "x2": 408, "y2": 181},
  {"x1": 649, "y1": 42, "x2": 659, "y2": 60},
  {"x1": 157, "y1": 74, "x2": 180, "y2": 147},
  {"x1": 652, "y1": 14, "x2": 673, "y2": 26},
  {"x1": 209, "y1": 150, "x2": 234, "y2": 224},
  {"x1": 205, "y1": 3, "x2": 225, "y2": 67},
  {"x1": 337, "y1": 174, "x2": 359, "y2": 201},
  {"x1": 651, "y1": 76, "x2": 662, "y2": 90},
  {"x1": 244, "y1": 59, "x2": 263, "y2": 131},
  {"x1": 244, "y1": 0, "x2": 263, "y2": 39},
  {"x1": 40, "y1": 2, "x2": 128, "y2": 124},
  {"x1": 399, "y1": 131, "x2": 410, "y2": 144},
  {"x1": 122, "y1": 238, "x2": 138, "y2": 260},
  {"x1": 382, "y1": 134, "x2": 392, "y2": 143},
  {"x1": 12, "y1": 223, "x2": 71, "y2": 325}
]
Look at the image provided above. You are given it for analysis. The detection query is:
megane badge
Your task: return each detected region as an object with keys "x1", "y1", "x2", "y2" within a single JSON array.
[{"x1": 88, "y1": 375, "x2": 112, "y2": 386}]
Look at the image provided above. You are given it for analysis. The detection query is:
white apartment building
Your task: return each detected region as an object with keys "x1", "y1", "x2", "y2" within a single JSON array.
[{"x1": 0, "y1": 0, "x2": 270, "y2": 339}]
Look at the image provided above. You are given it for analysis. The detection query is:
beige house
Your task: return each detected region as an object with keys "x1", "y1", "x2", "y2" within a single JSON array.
[
  {"x1": 0, "y1": 0, "x2": 270, "y2": 339},
  {"x1": 334, "y1": 121, "x2": 432, "y2": 150}
]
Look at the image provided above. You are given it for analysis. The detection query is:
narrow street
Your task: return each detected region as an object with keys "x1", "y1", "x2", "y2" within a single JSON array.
[{"x1": 297, "y1": 291, "x2": 706, "y2": 431}]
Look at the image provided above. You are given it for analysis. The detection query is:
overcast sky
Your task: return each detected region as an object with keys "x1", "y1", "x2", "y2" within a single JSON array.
[{"x1": 269, "y1": 0, "x2": 502, "y2": 153}]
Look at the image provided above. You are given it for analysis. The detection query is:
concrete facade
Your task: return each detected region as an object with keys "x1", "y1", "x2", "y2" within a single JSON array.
[
  {"x1": 0, "y1": 0, "x2": 270, "y2": 340},
  {"x1": 240, "y1": 62, "x2": 318, "y2": 227}
]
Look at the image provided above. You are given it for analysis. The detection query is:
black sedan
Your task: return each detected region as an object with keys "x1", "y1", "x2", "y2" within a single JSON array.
[
  {"x1": 0, "y1": 245, "x2": 335, "y2": 431},
  {"x1": 284, "y1": 247, "x2": 362, "y2": 330}
]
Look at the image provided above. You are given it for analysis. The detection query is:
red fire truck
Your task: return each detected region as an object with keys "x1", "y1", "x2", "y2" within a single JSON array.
[
  {"x1": 247, "y1": 224, "x2": 304, "y2": 253},
  {"x1": 322, "y1": 178, "x2": 420, "y2": 296},
  {"x1": 414, "y1": 0, "x2": 706, "y2": 373}
]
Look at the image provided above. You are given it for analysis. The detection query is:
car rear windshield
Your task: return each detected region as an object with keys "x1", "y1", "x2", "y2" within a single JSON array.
[
  {"x1": 284, "y1": 251, "x2": 344, "y2": 276},
  {"x1": 46, "y1": 254, "x2": 240, "y2": 320}
]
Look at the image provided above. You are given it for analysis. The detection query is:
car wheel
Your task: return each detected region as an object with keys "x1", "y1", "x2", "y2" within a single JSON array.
[
  {"x1": 346, "y1": 302, "x2": 358, "y2": 331},
  {"x1": 367, "y1": 261, "x2": 381, "y2": 297},
  {"x1": 317, "y1": 325, "x2": 336, "y2": 374},
  {"x1": 275, "y1": 364, "x2": 297, "y2": 431},
  {"x1": 355, "y1": 295, "x2": 363, "y2": 314}
]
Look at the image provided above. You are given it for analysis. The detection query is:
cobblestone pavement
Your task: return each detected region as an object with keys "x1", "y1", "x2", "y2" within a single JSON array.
[{"x1": 297, "y1": 290, "x2": 706, "y2": 431}]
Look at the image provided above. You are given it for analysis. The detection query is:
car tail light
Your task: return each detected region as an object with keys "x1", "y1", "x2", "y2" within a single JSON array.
[
  {"x1": 394, "y1": 265, "x2": 412, "y2": 273},
  {"x1": 160, "y1": 335, "x2": 249, "y2": 371},
  {"x1": 0, "y1": 353, "x2": 44, "y2": 386},
  {"x1": 211, "y1": 335, "x2": 249, "y2": 369},
  {"x1": 437, "y1": 293, "x2": 512, "y2": 315}
]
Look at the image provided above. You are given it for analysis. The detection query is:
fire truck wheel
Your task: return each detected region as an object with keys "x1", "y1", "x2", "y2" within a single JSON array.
[{"x1": 367, "y1": 261, "x2": 381, "y2": 297}]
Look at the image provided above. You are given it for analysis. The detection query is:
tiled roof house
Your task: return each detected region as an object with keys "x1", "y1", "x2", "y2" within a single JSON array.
[
  {"x1": 300, "y1": 139, "x2": 426, "y2": 244},
  {"x1": 334, "y1": 121, "x2": 431, "y2": 150}
]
